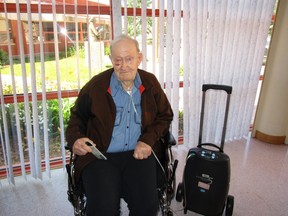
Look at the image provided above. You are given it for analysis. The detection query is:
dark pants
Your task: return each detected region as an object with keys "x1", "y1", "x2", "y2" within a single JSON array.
[{"x1": 81, "y1": 150, "x2": 159, "y2": 216}]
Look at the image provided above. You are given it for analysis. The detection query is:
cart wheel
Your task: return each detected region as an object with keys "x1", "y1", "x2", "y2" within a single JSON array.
[
  {"x1": 225, "y1": 195, "x2": 234, "y2": 216},
  {"x1": 167, "y1": 210, "x2": 173, "y2": 216},
  {"x1": 176, "y1": 182, "x2": 184, "y2": 202}
]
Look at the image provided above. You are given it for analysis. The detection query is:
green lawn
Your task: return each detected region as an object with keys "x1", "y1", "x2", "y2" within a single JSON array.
[{"x1": 0, "y1": 55, "x2": 112, "y2": 93}]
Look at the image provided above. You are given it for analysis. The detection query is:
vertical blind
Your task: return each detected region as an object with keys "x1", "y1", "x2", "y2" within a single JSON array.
[
  {"x1": 0, "y1": 0, "x2": 275, "y2": 185},
  {"x1": 114, "y1": 0, "x2": 275, "y2": 147}
]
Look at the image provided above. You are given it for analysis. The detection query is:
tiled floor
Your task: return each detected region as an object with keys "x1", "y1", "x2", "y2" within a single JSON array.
[{"x1": 0, "y1": 137, "x2": 288, "y2": 216}]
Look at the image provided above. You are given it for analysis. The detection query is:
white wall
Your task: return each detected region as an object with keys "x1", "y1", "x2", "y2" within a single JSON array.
[{"x1": 253, "y1": 0, "x2": 288, "y2": 144}]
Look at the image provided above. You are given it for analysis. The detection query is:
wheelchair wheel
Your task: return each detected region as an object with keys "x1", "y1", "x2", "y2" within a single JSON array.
[
  {"x1": 176, "y1": 182, "x2": 184, "y2": 202},
  {"x1": 166, "y1": 210, "x2": 173, "y2": 216}
]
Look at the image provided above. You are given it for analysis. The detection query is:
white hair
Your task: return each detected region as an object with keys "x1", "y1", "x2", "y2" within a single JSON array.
[{"x1": 110, "y1": 34, "x2": 140, "y2": 54}]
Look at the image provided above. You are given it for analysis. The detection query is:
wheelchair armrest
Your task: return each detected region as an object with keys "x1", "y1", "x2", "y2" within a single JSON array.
[
  {"x1": 65, "y1": 145, "x2": 77, "y2": 164},
  {"x1": 65, "y1": 145, "x2": 72, "y2": 152},
  {"x1": 163, "y1": 131, "x2": 177, "y2": 147}
]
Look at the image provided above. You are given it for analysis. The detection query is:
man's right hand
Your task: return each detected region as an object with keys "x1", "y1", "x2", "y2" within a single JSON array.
[{"x1": 72, "y1": 138, "x2": 95, "y2": 156}]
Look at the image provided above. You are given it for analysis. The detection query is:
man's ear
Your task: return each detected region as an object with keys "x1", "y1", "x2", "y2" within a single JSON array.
[{"x1": 137, "y1": 53, "x2": 143, "y2": 64}]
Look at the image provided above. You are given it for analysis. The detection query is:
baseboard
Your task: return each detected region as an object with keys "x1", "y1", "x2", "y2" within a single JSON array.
[{"x1": 255, "y1": 130, "x2": 286, "y2": 145}]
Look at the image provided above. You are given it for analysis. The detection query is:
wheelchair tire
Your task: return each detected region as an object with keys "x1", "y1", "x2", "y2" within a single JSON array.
[
  {"x1": 167, "y1": 210, "x2": 173, "y2": 216},
  {"x1": 176, "y1": 182, "x2": 184, "y2": 202},
  {"x1": 225, "y1": 195, "x2": 234, "y2": 216}
]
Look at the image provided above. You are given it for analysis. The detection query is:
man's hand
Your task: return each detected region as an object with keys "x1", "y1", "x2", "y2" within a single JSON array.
[
  {"x1": 72, "y1": 137, "x2": 94, "y2": 156},
  {"x1": 133, "y1": 141, "x2": 152, "y2": 160}
]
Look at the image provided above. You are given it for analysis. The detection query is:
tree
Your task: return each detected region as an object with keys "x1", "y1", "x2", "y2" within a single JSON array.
[{"x1": 126, "y1": 0, "x2": 152, "y2": 43}]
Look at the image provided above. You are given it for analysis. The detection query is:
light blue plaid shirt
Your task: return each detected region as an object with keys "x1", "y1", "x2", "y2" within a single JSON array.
[{"x1": 107, "y1": 72, "x2": 142, "y2": 153}]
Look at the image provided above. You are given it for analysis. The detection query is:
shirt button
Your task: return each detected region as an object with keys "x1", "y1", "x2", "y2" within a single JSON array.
[{"x1": 127, "y1": 126, "x2": 129, "y2": 128}]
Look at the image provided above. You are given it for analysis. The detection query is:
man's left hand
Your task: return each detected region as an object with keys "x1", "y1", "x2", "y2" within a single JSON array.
[{"x1": 133, "y1": 141, "x2": 152, "y2": 160}]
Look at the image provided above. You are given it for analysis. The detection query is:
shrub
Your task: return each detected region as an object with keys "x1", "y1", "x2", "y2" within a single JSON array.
[
  {"x1": 0, "y1": 97, "x2": 75, "y2": 163},
  {"x1": 0, "y1": 49, "x2": 9, "y2": 66},
  {"x1": 67, "y1": 44, "x2": 85, "y2": 58}
]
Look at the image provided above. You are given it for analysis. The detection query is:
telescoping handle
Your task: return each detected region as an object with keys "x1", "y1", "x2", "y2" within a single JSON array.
[
  {"x1": 198, "y1": 84, "x2": 233, "y2": 151},
  {"x1": 202, "y1": 84, "x2": 232, "y2": 94}
]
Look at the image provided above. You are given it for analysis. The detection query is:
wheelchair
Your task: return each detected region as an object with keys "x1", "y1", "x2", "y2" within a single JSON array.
[{"x1": 65, "y1": 131, "x2": 178, "y2": 216}]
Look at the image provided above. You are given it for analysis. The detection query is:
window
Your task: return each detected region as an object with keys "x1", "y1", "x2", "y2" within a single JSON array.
[
  {"x1": 0, "y1": 1, "x2": 113, "y2": 180},
  {"x1": 0, "y1": 19, "x2": 13, "y2": 44},
  {"x1": 43, "y1": 22, "x2": 57, "y2": 42},
  {"x1": 23, "y1": 21, "x2": 40, "y2": 42}
]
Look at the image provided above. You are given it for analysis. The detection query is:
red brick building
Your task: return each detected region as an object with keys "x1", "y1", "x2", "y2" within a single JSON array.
[{"x1": 0, "y1": 0, "x2": 111, "y2": 57}]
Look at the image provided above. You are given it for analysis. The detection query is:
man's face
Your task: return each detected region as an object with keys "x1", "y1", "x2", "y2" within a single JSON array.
[{"x1": 110, "y1": 39, "x2": 142, "y2": 82}]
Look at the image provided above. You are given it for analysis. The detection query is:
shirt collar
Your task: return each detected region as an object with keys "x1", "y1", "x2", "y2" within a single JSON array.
[{"x1": 110, "y1": 71, "x2": 142, "y2": 97}]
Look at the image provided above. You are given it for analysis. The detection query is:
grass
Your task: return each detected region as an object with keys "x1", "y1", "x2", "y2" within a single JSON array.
[
  {"x1": 2, "y1": 56, "x2": 88, "y2": 80},
  {"x1": 0, "y1": 55, "x2": 112, "y2": 92}
]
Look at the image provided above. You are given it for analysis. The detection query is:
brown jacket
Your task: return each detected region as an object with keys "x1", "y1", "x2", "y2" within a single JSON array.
[{"x1": 66, "y1": 68, "x2": 173, "y2": 180}]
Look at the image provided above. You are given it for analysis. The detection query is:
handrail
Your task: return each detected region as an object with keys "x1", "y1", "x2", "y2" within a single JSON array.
[{"x1": 1, "y1": 90, "x2": 79, "y2": 104}]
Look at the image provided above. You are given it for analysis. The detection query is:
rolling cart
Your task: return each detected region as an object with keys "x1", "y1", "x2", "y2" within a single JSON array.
[{"x1": 176, "y1": 84, "x2": 234, "y2": 216}]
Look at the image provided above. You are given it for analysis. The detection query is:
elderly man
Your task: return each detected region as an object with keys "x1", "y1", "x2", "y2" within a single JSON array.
[{"x1": 66, "y1": 34, "x2": 173, "y2": 216}]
